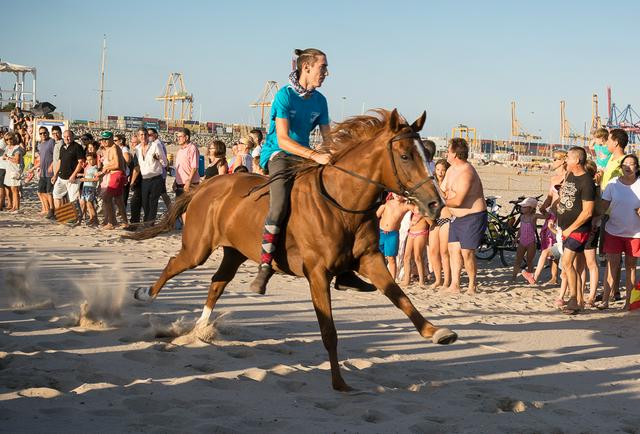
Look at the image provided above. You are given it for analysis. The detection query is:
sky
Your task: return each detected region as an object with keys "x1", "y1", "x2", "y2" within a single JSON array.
[{"x1": 2, "y1": 0, "x2": 639, "y2": 141}]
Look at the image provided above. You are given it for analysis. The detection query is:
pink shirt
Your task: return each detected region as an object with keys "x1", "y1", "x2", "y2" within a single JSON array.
[{"x1": 175, "y1": 143, "x2": 200, "y2": 185}]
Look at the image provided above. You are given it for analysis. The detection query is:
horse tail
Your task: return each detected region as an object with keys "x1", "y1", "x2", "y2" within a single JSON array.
[{"x1": 123, "y1": 188, "x2": 197, "y2": 241}]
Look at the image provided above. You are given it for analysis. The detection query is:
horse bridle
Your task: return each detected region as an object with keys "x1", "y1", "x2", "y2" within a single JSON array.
[{"x1": 317, "y1": 129, "x2": 440, "y2": 214}]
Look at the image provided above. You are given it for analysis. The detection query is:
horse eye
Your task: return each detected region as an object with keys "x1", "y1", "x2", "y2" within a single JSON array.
[{"x1": 400, "y1": 154, "x2": 410, "y2": 161}]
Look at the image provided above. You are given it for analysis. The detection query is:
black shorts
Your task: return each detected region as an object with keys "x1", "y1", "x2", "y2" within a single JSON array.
[
  {"x1": 0, "y1": 168, "x2": 5, "y2": 187},
  {"x1": 38, "y1": 176, "x2": 54, "y2": 194},
  {"x1": 563, "y1": 231, "x2": 590, "y2": 253}
]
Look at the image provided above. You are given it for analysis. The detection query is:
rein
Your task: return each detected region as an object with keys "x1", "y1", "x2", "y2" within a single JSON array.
[{"x1": 317, "y1": 129, "x2": 438, "y2": 214}]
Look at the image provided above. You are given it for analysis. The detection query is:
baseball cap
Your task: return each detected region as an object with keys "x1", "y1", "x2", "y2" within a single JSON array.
[
  {"x1": 518, "y1": 197, "x2": 538, "y2": 208},
  {"x1": 100, "y1": 131, "x2": 113, "y2": 139}
]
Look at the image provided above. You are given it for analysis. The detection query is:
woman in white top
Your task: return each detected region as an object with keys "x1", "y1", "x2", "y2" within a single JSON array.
[
  {"x1": 598, "y1": 154, "x2": 640, "y2": 310},
  {"x1": 1, "y1": 132, "x2": 25, "y2": 212}
]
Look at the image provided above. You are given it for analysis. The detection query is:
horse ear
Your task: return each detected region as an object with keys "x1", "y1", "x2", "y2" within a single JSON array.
[
  {"x1": 411, "y1": 111, "x2": 427, "y2": 132},
  {"x1": 389, "y1": 109, "x2": 402, "y2": 133}
]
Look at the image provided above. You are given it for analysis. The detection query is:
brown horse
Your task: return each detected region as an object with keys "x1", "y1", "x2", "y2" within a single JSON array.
[{"x1": 129, "y1": 109, "x2": 457, "y2": 391}]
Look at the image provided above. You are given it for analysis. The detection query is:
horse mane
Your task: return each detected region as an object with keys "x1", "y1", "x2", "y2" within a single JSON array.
[{"x1": 326, "y1": 109, "x2": 396, "y2": 159}]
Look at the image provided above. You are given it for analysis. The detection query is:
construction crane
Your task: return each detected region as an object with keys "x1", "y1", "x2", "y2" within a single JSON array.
[
  {"x1": 156, "y1": 73, "x2": 193, "y2": 122},
  {"x1": 451, "y1": 124, "x2": 478, "y2": 152},
  {"x1": 250, "y1": 80, "x2": 279, "y2": 129},
  {"x1": 606, "y1": 86, "x2": 640, "y2": 144},
  {"x1": 510, "y1": 101, "x2": 541, "y2": 141},
  {"x1": 590, "y1": 94, "x2": 602, "y2": 134},
  {"x1": 560, "y1": 100, "x2": 588, "y2": 147}
]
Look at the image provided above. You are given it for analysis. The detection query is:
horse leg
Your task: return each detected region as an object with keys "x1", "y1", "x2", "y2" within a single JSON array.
[
  {"x1": 198, "y1": 247, "x2": 247, "y2": 325},
  {"x1": 134, "y1": 243, "x2": 212, "y2": 302},
  {"x1": 306, "y1": 266, "x2": 352, "y2": 392},
  {"x1": 357, "y1": 252, "x2": 457, "y2": 344}
]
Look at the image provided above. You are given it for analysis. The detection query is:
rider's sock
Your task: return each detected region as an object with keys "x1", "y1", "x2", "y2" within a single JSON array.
[{"x1": 260, "y1": 222, "x2": 280, "y2": 265}]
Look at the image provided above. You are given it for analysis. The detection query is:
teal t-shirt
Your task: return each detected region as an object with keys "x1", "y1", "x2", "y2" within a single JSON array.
[
  {"x1": 594, "y1": 144, "x2": 612, "y2": 170},
  {"x1": 259, "y1": 86, "x2": 330, "y2": 168},
  {"x1": 84, "y1": 165, "x2": 99, "y2": 187}
]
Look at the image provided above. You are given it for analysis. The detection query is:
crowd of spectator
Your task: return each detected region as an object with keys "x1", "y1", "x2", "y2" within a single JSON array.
[{"x1": 0, "y1": 109, "x2": 265, "y2": 229}]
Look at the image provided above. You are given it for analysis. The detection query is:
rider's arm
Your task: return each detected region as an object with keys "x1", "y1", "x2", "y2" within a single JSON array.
[
  {"x1": 376, "y1": 204, "x2": 386, "y2": 218},
  {"x1": 319, "y1": 124, "x2": 333, "y2": 151},
  {"x1": 276, "y1": 118, "x2": 330, "y2": 164}
]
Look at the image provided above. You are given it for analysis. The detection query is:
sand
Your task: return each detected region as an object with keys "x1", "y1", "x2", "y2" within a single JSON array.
[{"x1": 1, "y1": 168, "x2": 639, "y2": 434}]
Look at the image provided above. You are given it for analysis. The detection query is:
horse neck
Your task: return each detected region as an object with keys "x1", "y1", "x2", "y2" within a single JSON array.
[{"x1": 324, "y1": 139, "x2": 388, "y2": 213}]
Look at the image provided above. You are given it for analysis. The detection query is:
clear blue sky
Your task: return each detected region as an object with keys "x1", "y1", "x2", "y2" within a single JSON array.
[{"x1": 2, "y1": 0, "x2": 638, "y2": 141}]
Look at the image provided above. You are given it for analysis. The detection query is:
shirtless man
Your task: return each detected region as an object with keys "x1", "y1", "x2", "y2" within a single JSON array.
[
  {"x1": 441, "y1": 138, "x2": 487, "y2": 294},
  {"x1": 376, "y1": 193, "x2": 414, "y2": 280}
]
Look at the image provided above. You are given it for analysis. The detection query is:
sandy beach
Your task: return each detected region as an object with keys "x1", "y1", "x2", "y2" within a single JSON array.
[{"x1": 1, "y1": 167, "x2": 639, "y2": 434}]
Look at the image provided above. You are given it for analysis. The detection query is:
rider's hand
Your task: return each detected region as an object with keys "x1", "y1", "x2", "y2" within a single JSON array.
[{"x1": 311, "y1": 152, "x2": 331, "y2": 165}]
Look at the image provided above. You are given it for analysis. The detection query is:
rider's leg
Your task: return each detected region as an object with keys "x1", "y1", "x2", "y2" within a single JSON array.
[{"x1": 250, "y1": 155, "x2": 293, "y2": 294}]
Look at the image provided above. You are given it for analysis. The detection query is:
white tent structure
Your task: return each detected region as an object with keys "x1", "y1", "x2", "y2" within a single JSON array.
[{"x1": 0, "y1": 61, "x2": 37, "y2": 110}]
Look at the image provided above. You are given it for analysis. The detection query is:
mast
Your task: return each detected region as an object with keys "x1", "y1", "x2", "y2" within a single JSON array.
[{"x1": 98, "y1": 35, "x2": 106, "y2": 128}]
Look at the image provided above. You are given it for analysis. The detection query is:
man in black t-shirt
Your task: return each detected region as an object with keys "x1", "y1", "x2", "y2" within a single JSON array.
[
  {"x1": 556, "y1": 146, "x2": 595, "y2": 313},
  {"x1": 52, "y1": 130, "x2": 85, "y2": 209}
]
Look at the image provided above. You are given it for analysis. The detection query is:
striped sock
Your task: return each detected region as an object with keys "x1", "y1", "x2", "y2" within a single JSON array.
[{"x1": 260, "y1": 222, "x2": 280, "y2": 265}]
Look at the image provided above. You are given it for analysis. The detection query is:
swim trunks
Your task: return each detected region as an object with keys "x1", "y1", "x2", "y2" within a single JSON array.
[
  {"x1": 106, "y1": 170, "x2": 126, "y2": 196},
  {"x1": 562, "y1": 231, "x2": 589, "y2": 253},
  {"x1": 448, "y1": 211, "x2": 488, "y2": 250},
  {"x1": 80, "y1": 186, "x2": 97, "y2": 203},
  {"x1": 379, "y1": 230, "x2": 400, "y2": 257}
]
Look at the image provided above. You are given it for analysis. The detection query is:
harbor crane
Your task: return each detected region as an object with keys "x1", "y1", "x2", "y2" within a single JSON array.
[
  {"x1": 560, "y1": 100, "x2": 588, "y2": 147},
  {"x1": 510, "y1": 101, "x2": 541, "y2": 141},
  {"x1": 156, "y1": 73, "x2": 193, "y2": 122},
  {"x1": 250, "y1": 80, "x2": 279, "y2": 129}
]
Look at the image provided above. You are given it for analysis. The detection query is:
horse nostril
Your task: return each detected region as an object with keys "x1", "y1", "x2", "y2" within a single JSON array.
[{"x1": 428, "y1": 200, "x2": 441, "y2": 210}]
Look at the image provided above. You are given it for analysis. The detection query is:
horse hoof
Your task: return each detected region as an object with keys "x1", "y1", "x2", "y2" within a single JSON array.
[
  {"x1": 133, "y1": 287, "x2": 154, "y2": 302},
  {"x1": 432, "y1": 328, "x2": 457, "y2": 345}
]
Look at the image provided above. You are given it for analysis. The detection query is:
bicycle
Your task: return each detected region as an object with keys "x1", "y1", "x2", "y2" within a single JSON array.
[{"x1": 476, "y1": 194, "x2": 543, "y2": 266}]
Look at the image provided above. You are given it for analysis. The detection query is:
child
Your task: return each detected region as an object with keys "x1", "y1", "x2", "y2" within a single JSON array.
[
  {"x1": 376, "y1": 193, "x2": 413, "y2": 280},
  {"x1": 590, "y1": 128, "x2": 610, "y2": 182},
  {"x1": 401, "y1": 205, "x2": 429, "y2": 287},
  {"x1": 516, "y1": 197, "x2": 544, "y2": 283},
  {"x1": 79, "y1": 153, "x2": 99, "y2": 226}
]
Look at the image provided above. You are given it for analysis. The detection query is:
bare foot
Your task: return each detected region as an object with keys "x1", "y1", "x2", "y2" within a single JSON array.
[
  {"x1": 543, "y1": 279, "x2": 558, "y2": 286},
  {"x1": 442, "y1": 284, "x2": 462, "y2": 293},
  {"x1": 400, "y1": 279, "x2": 410, "y2": 287},
  {"x1": 103, "y1": 223, "x2": 115, "y2": 230},
  {"x1": 427, "y1": 281, "x2": 442, "y2": 290},
  {"x1": 466, "y1": 286, "x2": 478, "y2": 295}
]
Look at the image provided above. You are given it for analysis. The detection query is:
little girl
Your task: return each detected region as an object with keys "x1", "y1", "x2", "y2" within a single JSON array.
[
  {"x1": 79, "y1": 153, "x2": 99, "y2": 226},
  {"x1": 514, "y1": 197, "x2": 544, "y2": 283},
  {"x1": 401, "y1": 206, "x2": 429, "y2": 287}
]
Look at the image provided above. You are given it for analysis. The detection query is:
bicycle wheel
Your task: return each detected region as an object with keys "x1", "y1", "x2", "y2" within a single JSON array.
[
  {"x1": 499, "y1": 248, "x2": 510, "y2": 267},
  {"x1": 476, "y1": 219, "x2": 498, "y2": 261}
]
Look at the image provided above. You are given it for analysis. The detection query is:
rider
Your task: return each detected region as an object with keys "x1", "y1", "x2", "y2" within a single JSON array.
[{"x1": 250, "y1": 48, "x2": 333, "y2": 294}]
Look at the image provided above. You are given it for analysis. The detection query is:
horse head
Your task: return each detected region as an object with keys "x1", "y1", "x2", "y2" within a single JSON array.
[{"x1": 380, "y1": 109, "x2": 444, "y2": 219}]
